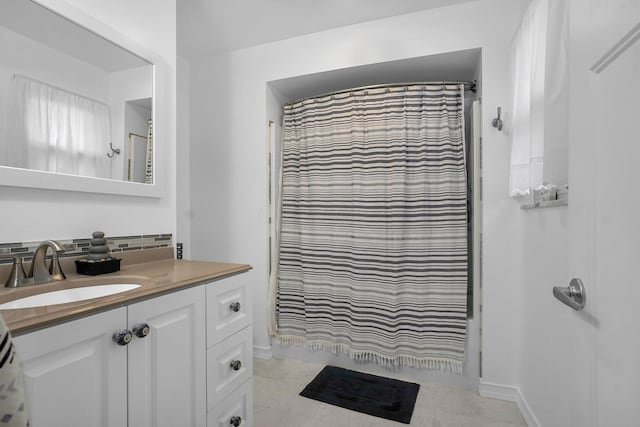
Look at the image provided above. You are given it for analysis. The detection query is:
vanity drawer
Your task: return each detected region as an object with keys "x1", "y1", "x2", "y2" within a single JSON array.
[
  {"x1": 207, "y1": 326, "x2": 253, "y2": 410},
  {"x1": 207, "y1": 378, "x2": 253, "y2": 427},
  {"x1": 207, "y1": 274, "x2": 252, "y2": 347}
]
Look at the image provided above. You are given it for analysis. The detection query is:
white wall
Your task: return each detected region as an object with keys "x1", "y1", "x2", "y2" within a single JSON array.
[
  {"x1": 177, "y1": 55, "x2": 192, "y2": 260},
  {"x1": 189, "y1": 0, "x2": 528, "y2": 389},
  {"x1": 0, "y1": 0, "x2": 176, "y2": 243},
  {"x1": 189, "y1": 52, "x2": 233, "y2": 260}
]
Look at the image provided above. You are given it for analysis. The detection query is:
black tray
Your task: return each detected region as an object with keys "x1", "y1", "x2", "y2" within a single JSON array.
[{"x1": 75, "y1": 258, "x2": 121, "y2": 275}]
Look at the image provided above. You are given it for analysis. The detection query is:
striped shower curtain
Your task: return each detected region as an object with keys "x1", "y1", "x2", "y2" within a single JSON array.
[
  {"x1": 273, "y1": 84, "x2": 468, "y2": 373},
  {"x1": 144, "y1": 119, "x2": 153, "y2": 184}
]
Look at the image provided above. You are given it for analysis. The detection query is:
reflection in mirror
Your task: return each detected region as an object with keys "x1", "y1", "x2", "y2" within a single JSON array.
[
  {"x1": 0, "y1": 0, "x2": 154, "y2": 184},
  {"x1": 125, "y1": 97, "x2": 153, "y2": 183}
]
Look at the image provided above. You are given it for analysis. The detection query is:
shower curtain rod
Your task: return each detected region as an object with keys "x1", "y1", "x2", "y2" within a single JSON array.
[{"x1": 287, "y1": 80, "x2": 477, "y2": 106}]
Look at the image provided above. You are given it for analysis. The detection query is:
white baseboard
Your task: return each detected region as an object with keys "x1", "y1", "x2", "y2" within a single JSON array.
[
  {"x1": 479, "y1": 381, "x2": 539, "y2": 427},
  {"x1": 253, "y1": 345, "x2": 273, "y2": 360}
]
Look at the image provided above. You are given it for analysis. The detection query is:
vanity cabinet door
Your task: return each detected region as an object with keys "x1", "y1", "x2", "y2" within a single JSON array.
[
  {"x1": 127, "y1": 286, "x2": 206, "y2": 427},
  {"x1": 13, "y1": 308, "x2": 128, "y2": 427}
]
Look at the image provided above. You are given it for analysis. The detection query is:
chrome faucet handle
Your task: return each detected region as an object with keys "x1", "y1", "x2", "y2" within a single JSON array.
[
  {"x1": 29, "y1": 240, "x2": 66, "y2": 284},
  {"x1": 2, "y1": 255, "x2": 26, "y2": 288}
]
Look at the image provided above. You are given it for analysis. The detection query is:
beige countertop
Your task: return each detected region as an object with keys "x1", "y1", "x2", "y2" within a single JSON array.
[{"x1": 0, "y1": 248, "x2": 251, "y2": 336}]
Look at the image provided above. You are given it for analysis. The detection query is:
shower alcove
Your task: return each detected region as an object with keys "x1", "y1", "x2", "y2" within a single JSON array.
[{"x1": 265, "y1": 48, "x2": 483, "y2": 390}]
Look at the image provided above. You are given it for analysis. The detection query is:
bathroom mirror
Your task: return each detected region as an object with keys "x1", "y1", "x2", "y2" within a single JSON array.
[{"x1": 0, "y1": 0, "x2": 155, "y2": 187}]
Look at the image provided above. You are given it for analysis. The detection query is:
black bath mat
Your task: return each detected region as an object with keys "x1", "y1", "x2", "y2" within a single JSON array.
[{"x1": 300, "y1": 365, "x2": 420, "y2": 424}]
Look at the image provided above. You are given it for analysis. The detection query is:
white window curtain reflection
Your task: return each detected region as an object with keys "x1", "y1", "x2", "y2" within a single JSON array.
[
  {"x1": 5, "y1": 75, "x2": 112, "y2": 179},
  {"x1": 509, "y1": 0, "x2": 568, "y2": 197}
]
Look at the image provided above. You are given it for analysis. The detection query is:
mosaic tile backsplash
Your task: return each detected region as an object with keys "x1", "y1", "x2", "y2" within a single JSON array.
[{"x1": 0, "y1": 234, "x2": 173, "y2": 264}]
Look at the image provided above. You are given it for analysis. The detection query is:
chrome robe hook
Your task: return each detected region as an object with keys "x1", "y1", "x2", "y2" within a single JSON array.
[
  {"x1": 107, "y1": 142, "x2": 121, "y2": 158},
  {"x1": 492, "y1": 107, "x2": 503, "y2": 131}
]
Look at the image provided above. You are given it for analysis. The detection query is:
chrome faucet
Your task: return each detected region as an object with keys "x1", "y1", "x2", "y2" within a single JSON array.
[
  {"x1": 2, "y1": 240, "x2": 66, "y2": 288},
  {"x1": 29, "y1": 240, "x2": 66, "y2": 284}
]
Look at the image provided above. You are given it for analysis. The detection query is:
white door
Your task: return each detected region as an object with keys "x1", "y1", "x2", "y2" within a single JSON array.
[
  {"x1": 127, "y1": 286, "x2": 206, "y2": 427},
  {"x1": 568, "y1": 0, "x2": 640, "y2": 425},
  {"x1": 14, "y1": 309, "x2": 128, "y2": 427}
]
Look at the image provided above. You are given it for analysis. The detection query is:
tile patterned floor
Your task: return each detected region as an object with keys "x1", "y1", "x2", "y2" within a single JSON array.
[{"x1": 254, "y1": 358, "x2": 527, "y2": 427}]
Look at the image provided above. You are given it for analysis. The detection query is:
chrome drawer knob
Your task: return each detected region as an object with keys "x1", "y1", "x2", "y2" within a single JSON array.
[
  {"x1": 112, "y1": 329, "x2": 132, "y2": 346},
  {"x1": 132, "y1": 322, "x2": 150, "y2": 338},
  {"x1": 229, "y1": 415, "x2": 242, "y2": 426},
  {"x1": 229, "y1": 302, "x2": 241, "y2": 312},
  {"x1": 229, "y1": 360, "x2": 242, "y2": 371}
]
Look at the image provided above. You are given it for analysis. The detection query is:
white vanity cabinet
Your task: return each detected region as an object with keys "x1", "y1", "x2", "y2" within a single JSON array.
[
  {"x1": 14, "y1": 285, "x2": 207, "y2": 427},
  {"x1": 206, "y1": 273, "x2": 253, "y2": 427}
]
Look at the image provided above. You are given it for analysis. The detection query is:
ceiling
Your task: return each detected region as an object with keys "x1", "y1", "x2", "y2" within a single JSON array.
[{"x1": 178, "y1": 0, "x2": 478, "y2": 59}]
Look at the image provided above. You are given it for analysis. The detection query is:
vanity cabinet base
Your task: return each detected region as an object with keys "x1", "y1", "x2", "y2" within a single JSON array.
[{"x1": 12, "y1": 272, "x2": 251, "y2": 427}]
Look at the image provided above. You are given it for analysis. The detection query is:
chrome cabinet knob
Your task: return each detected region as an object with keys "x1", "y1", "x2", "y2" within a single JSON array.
[
  {"x1": 132, "y1": 322, "x2": 150, "y2": 338},
  {"x1": 229, "y1": 415, "x2": 242, "y2": 426},
  {"x1": 229, "y1": 360, "x2": 242, "y2": 371},
  {"x1": 229, "y1": 302, "x2": 241, "y2": 312},
  {"x1": 112, "y1": 329, "x2": 133, "y2": 346}
]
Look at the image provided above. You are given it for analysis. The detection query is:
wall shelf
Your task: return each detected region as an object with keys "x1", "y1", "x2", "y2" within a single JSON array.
[{"x1": 521, "y1": 199, "x2": 568, "y2": 210}]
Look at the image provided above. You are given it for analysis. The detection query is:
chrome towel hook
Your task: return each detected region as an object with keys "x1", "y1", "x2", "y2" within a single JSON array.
[
  {"x1": 492, "y1": 107, "x2": 503, "y2": 131},
  {"x1": 107, "y1": 142, "x2": 121, "y2": 158}
]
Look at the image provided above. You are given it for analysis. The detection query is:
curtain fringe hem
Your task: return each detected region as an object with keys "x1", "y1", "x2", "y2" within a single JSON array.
[{"x1": 274, "y1": 334, "x2": 463, "y2": 374}]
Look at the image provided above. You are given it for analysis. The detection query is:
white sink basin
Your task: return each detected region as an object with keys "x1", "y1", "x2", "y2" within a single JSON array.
[{"x1": 0, "y1": 284, "x2": 141, "y2": 310}]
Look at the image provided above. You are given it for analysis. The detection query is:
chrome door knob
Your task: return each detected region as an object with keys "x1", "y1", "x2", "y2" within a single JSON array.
[
  {"x1": 229, "y1": 302, "x2": 241, "y2": 312},
  {"x1": 229, "y1": 360, "x2": 242, "y2": 371},
  {"x1": 132, "y1": 322, "x2": 150, "y2": 338},
  {"x1": 112, "y1": 329, "x2": 133, "y2": 346},
  {"x1": 229, "y1": 415, "x2": 242, "y2": 426},
  {"x1": 553, "y1": 278, "x2": 586, "y2": 311}
]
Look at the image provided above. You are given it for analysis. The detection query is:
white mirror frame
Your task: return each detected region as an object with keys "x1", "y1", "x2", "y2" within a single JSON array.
[{"x1": 0, "y1": 0, "x2": 162, "y2": 198}]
